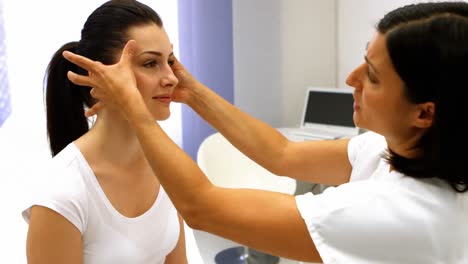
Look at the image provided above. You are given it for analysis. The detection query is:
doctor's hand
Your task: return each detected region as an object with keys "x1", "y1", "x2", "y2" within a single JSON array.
[
  {"x1": 170, "y1": 57, "x2": 204, "y2": 105},
  {"x1": 63, "y1": 40, "x2": 141, "y2": 118}
]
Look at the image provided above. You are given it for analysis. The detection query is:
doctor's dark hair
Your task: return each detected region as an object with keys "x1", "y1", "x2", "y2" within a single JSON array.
[
  {"x1": 377, "y1": 2, "x2": 468, "y2": 192},
  {"x1": 44, "y1": 0, "x2": 162, "y2": 156}
]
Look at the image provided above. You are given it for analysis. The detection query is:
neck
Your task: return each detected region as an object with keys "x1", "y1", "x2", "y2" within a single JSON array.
[
  {"x1": 385, "y1": 129, "x2": 425, "y2": 160},
  {"x1": 75, "y1": 109, "x2": 150, "y2": 169}
]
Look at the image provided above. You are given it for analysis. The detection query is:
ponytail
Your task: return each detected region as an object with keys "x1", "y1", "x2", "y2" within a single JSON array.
[
  {"x1": 45, "y1": 41, "x2": 95, "y2": 156},
  {"x1": 45, "y1": 0, "x2": 164, "y2": 157}
]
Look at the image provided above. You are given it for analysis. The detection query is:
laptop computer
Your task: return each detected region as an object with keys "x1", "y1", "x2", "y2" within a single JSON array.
[{"x1": 286, "y1": 87, "x2": 358, "y2": 141}]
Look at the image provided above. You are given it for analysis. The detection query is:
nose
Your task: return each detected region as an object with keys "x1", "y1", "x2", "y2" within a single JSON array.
[
  {"x1": 346, "y1": 63, "x2": 365, "y2": 91},
  {"x1": 160, "y1": 67, "x2": 179, "y2": 89}
]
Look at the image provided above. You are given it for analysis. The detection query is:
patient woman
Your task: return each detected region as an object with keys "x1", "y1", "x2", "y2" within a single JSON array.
[
  {"x1": 63, "y1": 1, "x2": 468, "y2": 263},
  {"x1": 22, "y1": 1, "x2": 187, "y2": 263}
]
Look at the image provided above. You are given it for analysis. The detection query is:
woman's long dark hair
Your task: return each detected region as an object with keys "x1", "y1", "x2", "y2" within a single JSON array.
[
  {"x1": 377, "y1": 2, "x2": 468, "y2": 192},
  {"x1": 45, "y1": 0, "x2": 162, "y2": 156}
]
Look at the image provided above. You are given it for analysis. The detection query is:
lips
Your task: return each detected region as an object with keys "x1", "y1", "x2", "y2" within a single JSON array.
[
  {"x1": 353, "y1": 102, "x2": 360, "y2": 111},
  {"x1": 152, "y1": 95, "x2": 172, "y2": 104}
]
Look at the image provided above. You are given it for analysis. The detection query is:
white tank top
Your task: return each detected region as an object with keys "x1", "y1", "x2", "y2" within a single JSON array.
[{"x1": 23, "y1": 143, "x2": 180, "y2": 264}]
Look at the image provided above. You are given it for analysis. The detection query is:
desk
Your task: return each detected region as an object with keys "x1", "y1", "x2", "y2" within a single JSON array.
[{"x1": 277, "y1": 126, "x2": 357, "y2": 142}]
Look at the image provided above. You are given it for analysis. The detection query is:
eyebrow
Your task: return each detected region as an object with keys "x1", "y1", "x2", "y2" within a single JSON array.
[
  {"x1": 364, "y1": 55, "x2": 378, "y2": 74},
  {"x1": 139, "y1": 51, "x2": 174, "y2": 58}
]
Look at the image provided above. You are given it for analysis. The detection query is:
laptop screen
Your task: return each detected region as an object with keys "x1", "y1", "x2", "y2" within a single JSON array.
[{"x1": 302, "y1": 88, "x2": 355, "y2": 127}]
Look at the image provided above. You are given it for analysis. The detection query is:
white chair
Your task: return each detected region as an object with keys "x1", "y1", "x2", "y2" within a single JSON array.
[{"x1": 195, "y1": 132, "x2": 296, "y2": 264}]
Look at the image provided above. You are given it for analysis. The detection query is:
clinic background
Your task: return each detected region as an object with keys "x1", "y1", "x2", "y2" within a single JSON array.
[{"x1": 0, "y1": 0, "x2": 456, "y2": 263}]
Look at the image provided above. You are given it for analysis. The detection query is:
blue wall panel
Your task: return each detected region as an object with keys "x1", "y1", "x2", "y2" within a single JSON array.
[{"x1": 178, "y1": 0, "x2": 234, "y2": 159}]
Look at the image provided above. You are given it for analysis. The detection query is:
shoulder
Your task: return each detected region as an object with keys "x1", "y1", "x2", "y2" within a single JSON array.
[
  {"x1": 348, "y1": 131, "x2": 386, "y2": 160},
  {"x1": 295, "y1": 179, "x2": 466, "y2": 263},
  {"x1": 347, "y1": 132, "x2": 387, "y2": 181},
  {"x1": 23, "y1": 143, "x2": 89, "y2": 234}
]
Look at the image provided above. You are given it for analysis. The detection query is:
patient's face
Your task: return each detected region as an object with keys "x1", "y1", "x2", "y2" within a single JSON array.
[{"x1": 125, "y1": 23, "x2": 178, "y2": 121}]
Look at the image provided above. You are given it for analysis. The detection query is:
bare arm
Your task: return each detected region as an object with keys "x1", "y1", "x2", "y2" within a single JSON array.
[
  {"x1": 62, "y1": 45, "x2": 322, "y2": 261},
  {"x1": 164, "y1": 214, "x2": 188, "y2": 264},
  {"x1": 127, "y1": 101, "x2": 320, "y2": 261},
  {"x1": 27, "y1": 206, "x2": 82, "y2": 264},
  {"x1": 174, "y1": 60, "x2": 352, "y2": 185}
]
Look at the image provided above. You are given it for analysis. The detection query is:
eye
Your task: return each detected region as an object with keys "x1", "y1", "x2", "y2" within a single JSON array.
[
  {"x1": 367, "y1": 68, "x2": 379, "y2": 84},
  {"x1": 143, "y1": 60, "x2": 158, "y2": 68},
  {"x1": 168, "y1": 59, "x2": 175, "y2": 66}
]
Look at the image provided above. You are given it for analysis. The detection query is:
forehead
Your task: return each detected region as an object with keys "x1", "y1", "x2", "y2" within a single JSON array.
[
  {"x1": 367, "y1": 32, "x2": 405, "y2": 89},
  {"x1": 367, "y1": 33, "x2": 398, "y2": 75},
  {"x1": 367, "y1": 33, "x2": 390, "y2": 65},
  {"x1": 127, "y1": 24, "x2": 172, "y2": 55}
]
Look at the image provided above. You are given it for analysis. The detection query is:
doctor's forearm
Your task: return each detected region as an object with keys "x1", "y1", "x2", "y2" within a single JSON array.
[
  {"x1": 122, "y1": 95, "x2": 320, "y2": 262},
  {"x1": 186, "y1": 84, "x2": 290, "y2": 175}
]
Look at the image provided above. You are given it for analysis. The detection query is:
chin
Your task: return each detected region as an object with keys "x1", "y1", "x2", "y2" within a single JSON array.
[
  {"x1": 352, "y1": 113, "x2": 361, "y2": 127},
  {"x1": 353, "y1": 117, "x2": 370, "y2": 133},
  {"x1": 152, "y1": 111, "x2": 170, "y2": 121}
]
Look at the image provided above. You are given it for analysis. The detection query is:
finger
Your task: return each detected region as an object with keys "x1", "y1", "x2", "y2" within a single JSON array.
[
  {"x1": 85, "y1": 101, "x2": 105, "y2": 117},
  {"x1": 170, "y1": 56, "x2": 187, "y2": 76},
  {"x1": 89, "y1": 87, "x2": 107, "y2": 100},
  {"x1": 171, "y1": 55, "x2": 182, "y2": 68},
  {"x1": 170, "y1": 56, "x2": 183, "y2": 73},
  {"x1": 90, "y1": 87, "x2": 97, "y2": 97},
  {"x1": 63, "y1": 50, "x2": 99, "y2": 72},
  {"x1": 120, "y1": 39, "x2": 137, "y2": 65},
  {"x1": 67, "y1": 71, "x2": 96, "y2": 88}
]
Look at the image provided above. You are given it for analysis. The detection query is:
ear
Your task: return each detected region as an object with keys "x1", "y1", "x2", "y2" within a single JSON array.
[{"x1": 414, "y1": 102, "x2": 435, "y2": 128}]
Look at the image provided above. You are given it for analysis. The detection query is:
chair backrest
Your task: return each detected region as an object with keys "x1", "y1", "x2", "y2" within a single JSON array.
[{"x1": 196, "y1": 132, "x2": 296, "y2": 194}]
